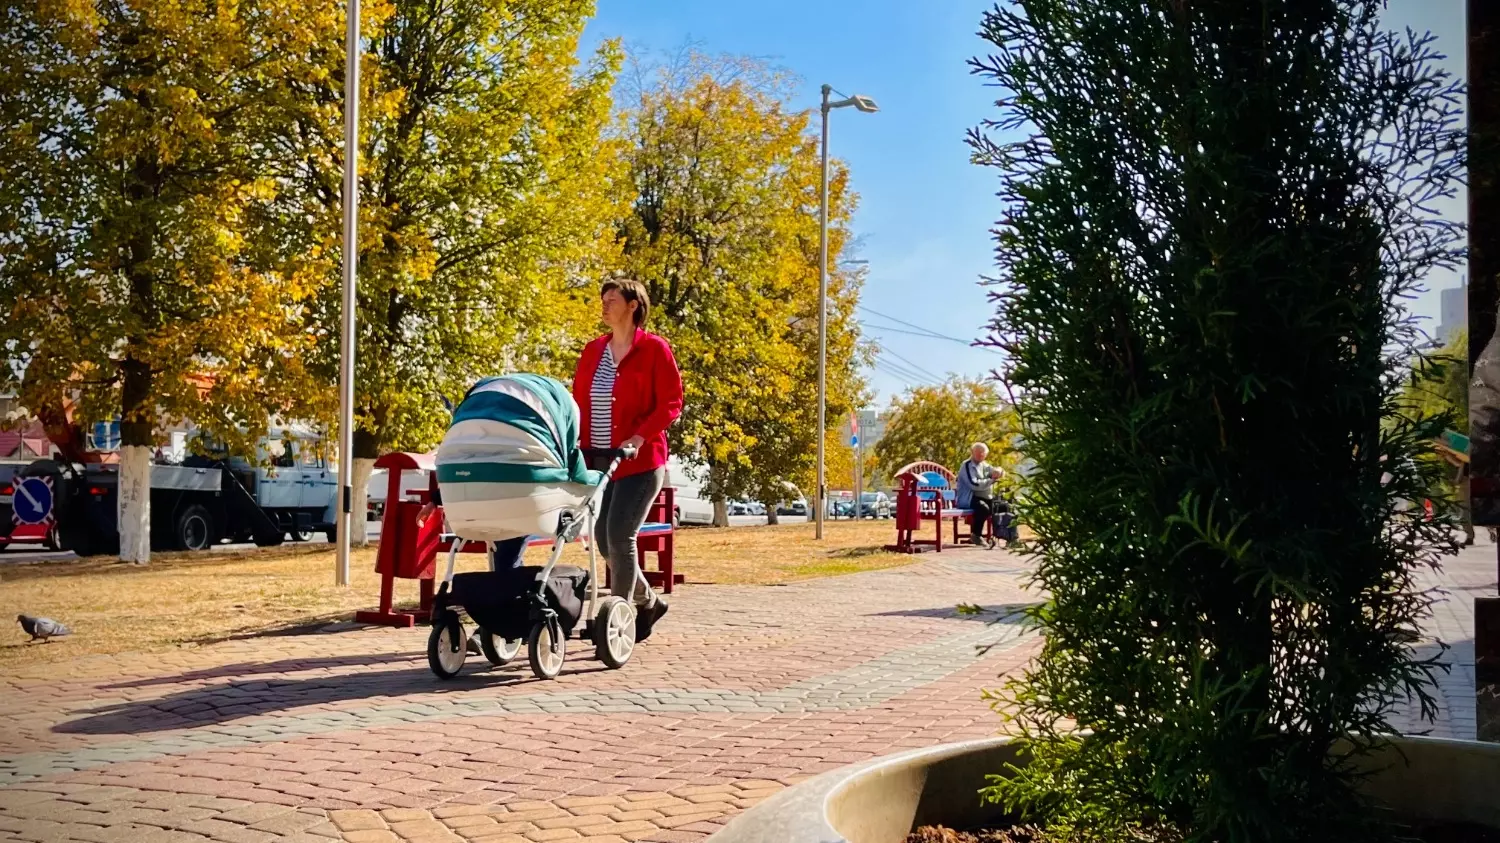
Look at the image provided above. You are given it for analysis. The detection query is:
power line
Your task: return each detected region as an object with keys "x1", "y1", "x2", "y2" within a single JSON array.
[
  {"x1": 873, "y1": 358, "x2": 938, "y2": 387},
  {"x1": 873, "y1": 363, "x2": 927, "y2": 389},
  {"x1": 871, "y1": 357, "x2": 924, "y2": 385},
  {"x1": 858, "y1": 305, "x2": 955, "y2": 340},
  {"x1": 868, "y1": 339, "x2": 946, "y2": 383},
  {"x1": 856, "y1": 316, "x2": 1004, "y2": 356}
]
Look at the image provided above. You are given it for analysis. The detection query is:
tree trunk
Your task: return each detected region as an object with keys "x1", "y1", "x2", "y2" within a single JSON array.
[
  {"x1": 351, "y1": 427, "x2": 381, "y2": 547},
  {"x1": 118, "y1": 359, "x2": 154, "y2": 564},
  {"x1": 350, "y1": 457, "x2": 376, "y2": 546},
  {"x1": 766, "y1": 508, "x2": 779, "y2": 526},
  {"x1": 712, "y1": 496, "x2": 728, "y2": 527}
]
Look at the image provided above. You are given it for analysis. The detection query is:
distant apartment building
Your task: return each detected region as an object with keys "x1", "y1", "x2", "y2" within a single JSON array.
[
  {"x1": 856, "y1": 409, "x2": 888, "y2": 447},
  {"x1": 1438, "y1": 279, "x2": 1467, "y2": 345}
]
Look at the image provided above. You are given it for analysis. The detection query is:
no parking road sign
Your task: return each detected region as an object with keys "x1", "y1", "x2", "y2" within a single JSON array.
[{"x1": 12, "y1": 476, "x2": 54, "y2": 525}]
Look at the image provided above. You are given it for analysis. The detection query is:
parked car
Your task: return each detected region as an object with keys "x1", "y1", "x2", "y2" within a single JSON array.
[
  {"x1": 776, "y1": 497, "x2": 808, "y2": 516},
  {"x1": 728, "y1": 499, "x2": 750, "y2": 516},
  {"x1": 664, "y1": 457, "x2": 715, "y2": 526},
  {"x1": 859, "y1": 491, "x2": 893, "y2": 519},
  {"x1": 747, "y1": 501, "x2": 766, "y2": 516}
]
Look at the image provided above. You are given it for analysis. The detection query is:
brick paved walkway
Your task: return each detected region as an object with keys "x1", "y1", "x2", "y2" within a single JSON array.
[{"x1": 0, "y1": 541, "x2": 1491, "y2": 843}]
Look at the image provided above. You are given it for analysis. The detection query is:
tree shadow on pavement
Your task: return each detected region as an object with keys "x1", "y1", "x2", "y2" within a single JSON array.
[
  {"x1": 1396, "y1": 637, "x2": 1476, "y2": 739},
  {"x1": 101, "y1": 651, "x2": 423, "y2": 690},
  {"x1": 873, "y1": 602, "x2": 1043, "y2": 624},
  {"x1": 55, "y1": 661, "x2": 611, "y2": 736}
]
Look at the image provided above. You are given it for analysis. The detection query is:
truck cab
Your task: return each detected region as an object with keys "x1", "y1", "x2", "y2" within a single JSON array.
[
  {"x1": 200, "y1": 426, "x2": 339, "y2": 543},
  {"x1": 2, "y1": 425, "x2": 339, "y2": 556}
]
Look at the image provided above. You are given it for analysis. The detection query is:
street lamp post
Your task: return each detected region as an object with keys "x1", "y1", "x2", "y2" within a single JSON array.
[
  {"x1": 335, "y1": 0, "x2": 361, "y2": 586},
  {"x1": 815, "y1": 84, "x2": 877, "y2": 540}
]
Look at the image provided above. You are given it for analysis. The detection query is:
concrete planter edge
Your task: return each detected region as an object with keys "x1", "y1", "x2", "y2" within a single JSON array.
[{"x1": 706, "y1": 735, "x2": 1500, "y2": 843}]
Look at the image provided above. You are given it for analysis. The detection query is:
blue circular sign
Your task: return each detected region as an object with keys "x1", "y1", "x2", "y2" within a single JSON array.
[{"x1": 13, "y1": 477, "x2": 53, "y2": 524}]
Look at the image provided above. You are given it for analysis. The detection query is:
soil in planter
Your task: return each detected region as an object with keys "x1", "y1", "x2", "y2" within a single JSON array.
[
  {"x1": 907, "y1": 820, "x2": 1500, "y2": 843},
  {"x1": 906, "y1": 826, "x2": 1049, "y2": 843}
]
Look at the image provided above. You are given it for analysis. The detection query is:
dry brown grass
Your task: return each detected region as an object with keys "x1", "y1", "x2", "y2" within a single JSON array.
[{"x1": 0, "y1": 519, "x2": 910, "y2": 668}]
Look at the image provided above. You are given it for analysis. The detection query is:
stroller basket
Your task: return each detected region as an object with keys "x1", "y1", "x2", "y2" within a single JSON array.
[
  {"x1": 426, "y1": 372, "x2": 648, "y2": 681},
  {"x1": 439, "y1": 565, "x2": 589, "y2": 642}
]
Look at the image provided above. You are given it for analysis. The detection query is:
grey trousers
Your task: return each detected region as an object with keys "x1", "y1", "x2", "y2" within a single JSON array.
[{"x1": 596, "y1": 466, "x2": 665, "y2": 608}]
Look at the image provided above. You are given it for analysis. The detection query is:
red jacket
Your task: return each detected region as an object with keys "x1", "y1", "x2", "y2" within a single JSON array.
[{"x1": 573, "y1": 329, "x2": 684, "y2": 479}]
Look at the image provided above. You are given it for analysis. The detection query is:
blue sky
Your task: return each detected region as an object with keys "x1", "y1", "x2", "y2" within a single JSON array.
[{"x1": 583, "y1": 0, "x2": 1468, "y2": 408}]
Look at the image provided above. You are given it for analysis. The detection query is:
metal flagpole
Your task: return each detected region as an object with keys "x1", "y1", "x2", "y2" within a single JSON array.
[
  {"x1": 335, "y1": 0, "x2": 361, "y2": 587},
  {"x1": 816, "y1": 84, "x2": 831, "y2": 541}
]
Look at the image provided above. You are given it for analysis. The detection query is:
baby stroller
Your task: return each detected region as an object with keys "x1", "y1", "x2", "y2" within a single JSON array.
[{"x1": 426, "y1": 373, "x2": 641, "y2": 681}]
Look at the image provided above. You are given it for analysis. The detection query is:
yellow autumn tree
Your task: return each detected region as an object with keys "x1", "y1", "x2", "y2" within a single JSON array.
[
  {"x1": 263, "y1": 0, "x2": 626, "y2": 537},
  {"x1": 618, "y1": 52, "x2": 869, "y2": 525},
  {"x1": 874, "y1": 378, "x2": 1023, "y2": 484},
  {"x1": 255, "y1": 0, "x2": 624, "y2": 534},
  {"x1": 0, "y1": 0, "x2": 336, "y2": 561}
]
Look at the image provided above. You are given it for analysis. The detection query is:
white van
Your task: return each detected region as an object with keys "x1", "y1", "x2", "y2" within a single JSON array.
[
  {"x1": 664, "y1": 456, "x2": 715, "y2": 526},
  {"x1": 366, "y1": 467, "x2": 432, "y2": 521}
]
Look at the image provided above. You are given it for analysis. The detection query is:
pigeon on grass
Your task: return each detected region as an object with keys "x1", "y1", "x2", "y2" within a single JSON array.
[{"x1": 17, "y1": 615, "x2": 71, "y2": 642}]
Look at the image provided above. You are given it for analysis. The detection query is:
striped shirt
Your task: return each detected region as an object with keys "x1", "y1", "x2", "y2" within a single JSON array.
[{"x1": 589, "y1": 344, "x2": 617, "y2": 448}]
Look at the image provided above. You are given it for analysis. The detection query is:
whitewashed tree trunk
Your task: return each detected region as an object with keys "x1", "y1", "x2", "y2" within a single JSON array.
[
  {"x1": 349, "y1": 457, "x2": 377, "y2": 546},
  {"x1": 118, "y1": 445, "x2": 152, "y2": 563}
]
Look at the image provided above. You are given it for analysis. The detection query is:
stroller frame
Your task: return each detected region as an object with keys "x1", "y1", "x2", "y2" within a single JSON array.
[{"x1": 427, "y1": 446, "x2": 644, "y2": 680}]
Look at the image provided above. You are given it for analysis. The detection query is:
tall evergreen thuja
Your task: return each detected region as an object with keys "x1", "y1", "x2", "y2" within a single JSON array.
[{"x1": 968, "y1": 2, "x2": 1464, "y2": 841}]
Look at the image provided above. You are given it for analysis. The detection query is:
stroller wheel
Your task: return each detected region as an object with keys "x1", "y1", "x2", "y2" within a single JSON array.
[
  {"x1": 527, "y1": 619, "x2": 565, "y2": 680},
  {"x1": 593, "y1": 597, "x2": 636, "y2": 669},
  {"x1": 427, "y1": 612, "x2": 467, "y2": 679},
  {"x1": 479, "y1": 630, "x2": 522, "y2": 666}
]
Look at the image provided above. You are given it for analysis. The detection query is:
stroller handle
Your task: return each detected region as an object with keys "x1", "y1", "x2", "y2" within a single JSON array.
[{"x1": 582, "y1": 445, "x2": 638, "y2": 473}]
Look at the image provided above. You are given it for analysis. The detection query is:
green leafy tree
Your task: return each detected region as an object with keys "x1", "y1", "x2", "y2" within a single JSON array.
[
  {"x1": 969, "y1": 2, "x2": 1464, "y2": 841},
  {"x1": 618, "y1": 52, "x2": 867, "y2": 526},
  {"x1": 1402, "y1": 329, "x2": 1468, "y2": 435},
  {"x1": 0, "y1": 0, "x2": 334, "y2": 561},
  {"x1": 270, "y1": 0, "x2": 625, "y2": 536},
  {"x1": 873, "y1": 378, "x2": 1021, "y2": 482}
]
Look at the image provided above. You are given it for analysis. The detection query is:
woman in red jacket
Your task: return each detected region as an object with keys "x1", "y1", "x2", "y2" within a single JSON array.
[{"x1": 573, "y1": 277, "x2": 684, "y2": 641}]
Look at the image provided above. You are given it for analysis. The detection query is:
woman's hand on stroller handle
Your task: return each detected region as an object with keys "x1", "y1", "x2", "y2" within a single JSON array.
[{"x1": 582, "y1": 440, "x2": 639, "y2": 464}]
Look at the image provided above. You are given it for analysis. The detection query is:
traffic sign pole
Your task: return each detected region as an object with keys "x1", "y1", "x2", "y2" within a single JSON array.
[{"x1": 851, "y1": 410, "x2": 862, "y2": 519}]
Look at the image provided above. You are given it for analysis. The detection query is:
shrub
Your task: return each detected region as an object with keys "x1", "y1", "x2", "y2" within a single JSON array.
[{"x1": 968, "y1": 2, "x2": 1465, "y2": 841}]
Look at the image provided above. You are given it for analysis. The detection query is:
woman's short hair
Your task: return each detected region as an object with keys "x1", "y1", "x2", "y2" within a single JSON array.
[{"x1": 601, "y1": 277, "x2": 650, "y2": 327}]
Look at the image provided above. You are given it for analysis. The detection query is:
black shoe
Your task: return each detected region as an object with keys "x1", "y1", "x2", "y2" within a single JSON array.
[{"x1": 636, "y1": 599, "x2": 669, "y2": 642}]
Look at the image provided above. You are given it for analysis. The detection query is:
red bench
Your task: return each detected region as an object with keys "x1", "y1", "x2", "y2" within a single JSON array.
[
  {"x1": 885, "y1": 461, "x2": 992, "y2": 553},
  {"x1": 354, "y1": 451, "x2": 680, "y2": 628}
]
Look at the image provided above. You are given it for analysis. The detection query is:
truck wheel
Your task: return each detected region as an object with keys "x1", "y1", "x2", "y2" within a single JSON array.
[{"x1": 175, "y1": 505, "x2": 216, "y2": 552}]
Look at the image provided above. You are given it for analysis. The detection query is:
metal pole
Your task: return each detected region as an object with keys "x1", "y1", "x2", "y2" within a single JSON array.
[
  {"x1": 853, "y1": 413, "x2": 862, "y2": 520},
  {"x1": 816, "y1": 84, "x2": 831, "y2": 541},
  {"x1": 335, "y1": 0, "x2": 361, "y2": 587}
]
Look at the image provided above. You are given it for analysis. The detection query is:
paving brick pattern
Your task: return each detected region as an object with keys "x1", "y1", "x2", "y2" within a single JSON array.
[{"x1": 0, "y1": 540, "x2": 1490, "y2": 843}]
